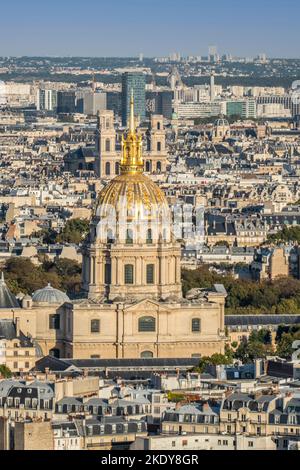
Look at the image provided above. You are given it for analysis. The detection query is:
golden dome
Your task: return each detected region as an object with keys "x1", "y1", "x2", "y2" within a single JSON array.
[
  {"x1": 97, "y1": 172, "x2": 169, "y2": 217},
  {"x1": 95, "y1": 91, "x2": 170, "y2": 223}
]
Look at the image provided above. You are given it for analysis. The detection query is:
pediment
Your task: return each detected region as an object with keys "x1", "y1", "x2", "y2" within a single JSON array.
[{"x1": 124, "y1": 298, "x2": 169, "y2": 313}]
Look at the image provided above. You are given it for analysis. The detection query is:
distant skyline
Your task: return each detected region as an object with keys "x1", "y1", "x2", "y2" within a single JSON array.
[{"x1": 1, "y1": 0, "x2": 299, "y2": 58}]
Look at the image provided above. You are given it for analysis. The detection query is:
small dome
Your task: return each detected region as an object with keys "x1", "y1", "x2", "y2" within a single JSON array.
[
  {"x1": 32, "y1": 284, "x2": 70, "y2": 304},
  {"x1": 215, "y1": 118, "x2": 229, "y2": 127}
]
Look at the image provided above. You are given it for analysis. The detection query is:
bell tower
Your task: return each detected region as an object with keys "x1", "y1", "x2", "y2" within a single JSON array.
[
  {"x1": 144, "y1": 115, "x2": 168, "y2": 173},
  {"x1": 97, "y1": 110, "x2": 118, "y2": 178}
]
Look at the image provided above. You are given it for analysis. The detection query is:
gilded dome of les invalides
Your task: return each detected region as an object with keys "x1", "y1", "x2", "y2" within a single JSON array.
[{"x1": 95, "y1": 93, "x2": 170, "y2": 222}]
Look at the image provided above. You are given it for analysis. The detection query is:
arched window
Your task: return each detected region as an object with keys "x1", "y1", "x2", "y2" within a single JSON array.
[
  {"x1": 146, "y1": 228, "x2": 152, "y2": 244},
  {"x1": 145, "y1": 161, "x2": 151, "y2": 172},
  {"x1": 192, "y1": 318, "x2": 201, "y2": 333},
  {"x1": 105, "y1": 139, "x2": 111, "y2": 152},
  {"x1": 107, "y1": 229, "x2": 114, "y2": 244},
  {"x1": 157, "y1": 122, "x2": 161, "y2": 130},
  {"x1": 126, "y1": 229, "x2": 133, "y2": 244},
  {"x1": 157, "y1": 142, "x2": 161, "y2": 152},
  {"x1": 157, "y1": 161, "x2": 161, "y2": 172},
  {"x1": 146, "y1": 264, "x2": 155, "y2": 284},
  {"x1": 115, "y1": 162, "x2": 120, "y2": 175},
  {"x1": 105, "y1": 162, "x2": 110, "y2": 175},
  {"x1": 141, "y1": 351, "x2": 154, "y2": 358},
  {"x1": 138, "y1": 316, "x2": 156, "y2": 332},
  {"x1": 106, "y1": 119, "x2": 110, "y2": 129},
  {"x1": 124, "y1": 264, "x2": 134, "y2": 284}
]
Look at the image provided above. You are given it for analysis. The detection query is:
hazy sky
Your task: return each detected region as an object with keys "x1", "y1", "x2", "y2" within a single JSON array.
[{"x1": 1, "y1": 0, "x2": 299, "y2": 58}]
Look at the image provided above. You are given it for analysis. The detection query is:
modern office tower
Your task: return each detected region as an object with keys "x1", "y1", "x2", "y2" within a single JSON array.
[
  {"x1": 176, "y1": 102, "x2": 221, "y2": 119},
  {"x1": 208, "y1": 45, "x2": 218, "y2": 63},
  {"x1": 193, "y1": 85, "x2": 210, "y2": 102},
  {"x1": 36, "y1": 89, "x2": 57, "y2": 111},
  {"x1": 83, "y1": 92, "x2": 106, "y2": 115},
  {"x1": 226, "y1": 99, "x2": 257, "y2": 119},
  {"x1": 158, "y1": 91, "x2": 173, "y2": 119},
  {"x1": 168, "y1": 66, "x2": 182, "y2": 91},
  {"x1": 57, "y1": 91, "x2": 76, "y2": 114},
  {"x1": 146, "y1": 91, "x2": 173, "y2": 119},
  {"x1": 257, "y1": 94, "x2": 300, "y2": 118},
  {"x1": 210, "y1": 72, "x2": 215, "y2": 101},
  {"x1": 106, "y1": 91, "x2": 122, "y2": 117},
  {"x1": 121, "y1": 72, "x2": 146, "y2": 126}
]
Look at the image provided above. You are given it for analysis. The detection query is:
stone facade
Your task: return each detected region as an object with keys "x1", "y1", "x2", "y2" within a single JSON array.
[{"x1": 0, "y1": 98, "x2": 226, "y2": 361}]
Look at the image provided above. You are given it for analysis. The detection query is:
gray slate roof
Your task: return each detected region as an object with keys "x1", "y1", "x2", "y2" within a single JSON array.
[{"x1": 0, "y1": 273, "x2": 20, "y2": 309}]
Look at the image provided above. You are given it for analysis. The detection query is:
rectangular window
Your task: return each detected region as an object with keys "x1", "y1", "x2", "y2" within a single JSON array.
[
  {"x1": 125, "y1": 264, "x2": 134, "y2": 284},
  {"x1": 49, "y1": 314, "x2": 60, "y2": 330},
  {"x1": 192, "y1": 318, "x2": 201, "y2": 332},
  {"x1": 146, "y1": 264, "x2": 154, "y2": 284},
  {"x1": 126, "y1": 230, "x2": 133, "y2": 244},
  {"x1": 105, "y1": 263, "x2": 111, "y2": 284},
  {"x1": 91, "y1": 319, "x2": 100, "y2": 333}
]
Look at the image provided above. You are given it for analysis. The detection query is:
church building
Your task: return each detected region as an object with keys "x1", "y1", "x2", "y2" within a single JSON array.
[{"x1": 0, "y1": 95, "x2": 227, "y2": 360}]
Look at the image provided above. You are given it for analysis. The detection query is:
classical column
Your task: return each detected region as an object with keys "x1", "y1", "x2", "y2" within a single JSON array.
[
  {"x1": 111, "y1": 257, "x2": 117, "y2": 285},
  {"x1": 137, "y1": 257, "x2": 142, "y2": 285}
]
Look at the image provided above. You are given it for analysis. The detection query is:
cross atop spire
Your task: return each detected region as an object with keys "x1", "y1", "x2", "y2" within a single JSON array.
[
  {"x1": 120, "y1": 91, "x2": 144, "y2": 174},
  {"x1": 129, "y1": 88, "x2": 135, "y2": 134}
]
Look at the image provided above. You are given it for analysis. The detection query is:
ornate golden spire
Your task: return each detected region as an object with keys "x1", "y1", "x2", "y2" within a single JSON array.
[{"x1": 120, "y1": 90, "x2": 143, "y2": 174}]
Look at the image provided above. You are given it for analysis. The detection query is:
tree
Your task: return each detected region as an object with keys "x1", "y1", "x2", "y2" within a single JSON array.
[
  {"x1": 214, "y1": 241, "x2": 230, "y2": 248},
  {"x1": 56, "y1": 219, "x2": 89, "y2": 244},
  {"x1": 249, "y1": 329, "x2": 272, "y2": 345},
  {"x1": 276, "y1": 298, "x2": 300, "y2": 315},
  {"x1": 194, "y1": 353, "x2": 232, "y2": 373},
  {"x1": 276, "y1": 330, "x2": 300, "y2": 359},
  {"x1": 4, "y1": 256, "x2": 82, "y2": 297},
  {"x1": 267, "y1": 225, "x2": 300, "y2": 244},
  {"x1": 0, "y1": 364, "x2": 12, "y2": 378},
  {"x1": 234, "y1": 334, "x2": 274, "y2": 363},
  {"x1": 167, "y1": 392, "x2": 186, "y2": 403}
]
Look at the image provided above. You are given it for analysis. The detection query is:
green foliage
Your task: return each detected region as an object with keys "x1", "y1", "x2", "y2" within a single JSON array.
[
  {"x1": 182, "y1": 266, "x2": 300, "y2": 315},
  {"x1": 267, "y1": 225, "x2": 300, "y2": 244},
  {"x1": 0, "y1": 365, "x2": 12, "y2": 378},
  {"x1": 194, "y1": 353, "x2": 233, "y2": 373},
  {"x1": 167, "y1": 392, "x2": 186, "y2": 403},
  {"x1": 33, "y1": 218, "x2": 90, "y2": 245},
  {"x1": 4, "y1": 257, "x2": 82, "y2": 297},
  {"x1": 56, "y1": 219, "x2": 90, "y2": 244},
  {"x1": 214, "y1": 241, "x2": 230, "y2": 248},
  {"x1": 276, "y1": 328, "x2": 300, "y2": 359},
  {"x1": 234, "y1": 335, "x2": 273, "y2": 363},
  {"x1": 249, "y1": 329, "x2": 272, "y2": 345},
  {"x1": 32, "y1": 228, "x2": 57, "y2": 244}
]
